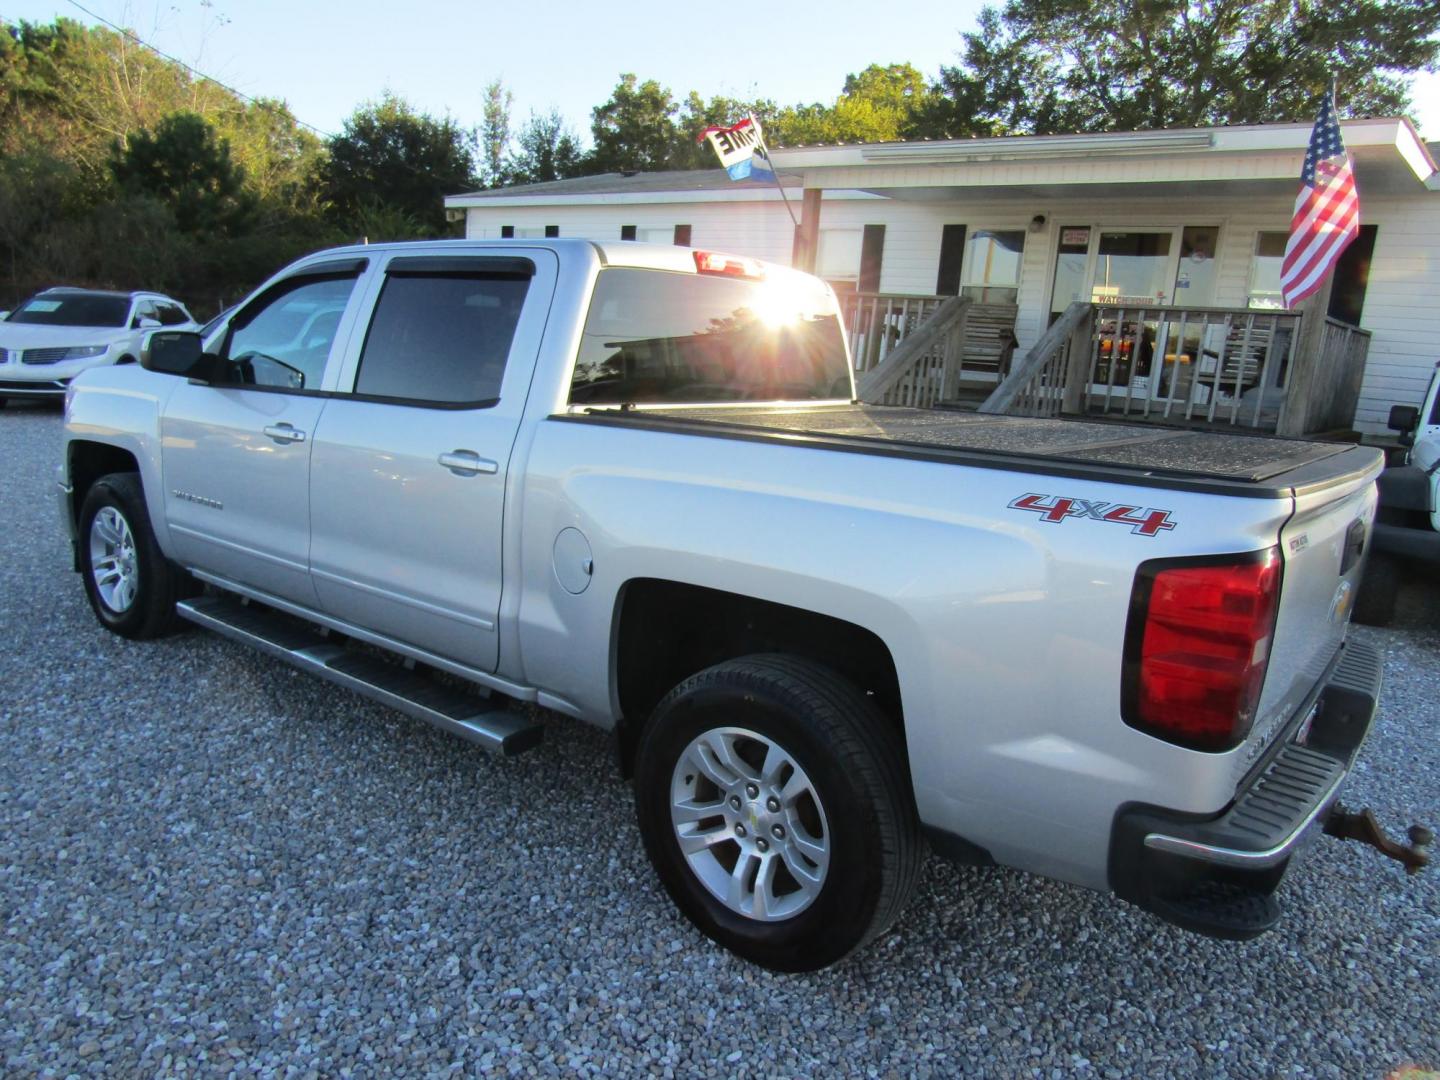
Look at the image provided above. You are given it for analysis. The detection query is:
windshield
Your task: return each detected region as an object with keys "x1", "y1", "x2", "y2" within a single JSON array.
[
  {"x1": 569, "y1": 267, "x2": 852, "y2": 405},
  {"x1": 9, "y1": 294, "x2": 131, "y2": 328}
]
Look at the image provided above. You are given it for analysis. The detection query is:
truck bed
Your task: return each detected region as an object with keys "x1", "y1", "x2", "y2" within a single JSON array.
[{"x1": 568, "y1": 404, "x2": 1382, "y2": 498}]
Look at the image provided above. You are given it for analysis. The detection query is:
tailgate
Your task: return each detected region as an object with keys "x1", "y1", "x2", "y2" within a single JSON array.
[{"x1": 1245, "y1": 458, "x2": 1382, "y2": 761}]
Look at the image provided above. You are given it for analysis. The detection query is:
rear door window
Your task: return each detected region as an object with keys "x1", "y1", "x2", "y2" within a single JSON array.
[
  {"x1": 157, "y1": 302, "x2": 191, "y2": 326},
  {"x1": 352, "y1": 260, "x2": 532, "y2": 406},
  {"x1": 568, "y1": 267, "x2": 851, "y2": 405}
]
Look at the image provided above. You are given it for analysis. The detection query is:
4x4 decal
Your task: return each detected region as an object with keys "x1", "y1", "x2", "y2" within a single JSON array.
[{"x1": 1008, "y1": 493, "x2": 1177, "y2": 537}]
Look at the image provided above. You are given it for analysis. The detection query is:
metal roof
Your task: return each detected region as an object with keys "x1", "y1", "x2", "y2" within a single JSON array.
[{"x1": 449, "y1": 169, "x2": 800, "y2": 201}]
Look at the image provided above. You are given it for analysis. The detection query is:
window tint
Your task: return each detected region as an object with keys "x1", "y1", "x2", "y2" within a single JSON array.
[
  {"x1": 9, "y1": 294, "x2": 130, "y2": 327},
  {"x1": 157, "y1": 302, "x2": 190, "y2": 326},
  {"x1": 221, "y1": 275, "x2": 358, "y2": 391},
  {"x1": 569, "y1": 268, "x2": 851, "y2": 405},
  {"x1": 354, "y1": 273, "x2": 529, "y2": 404}
]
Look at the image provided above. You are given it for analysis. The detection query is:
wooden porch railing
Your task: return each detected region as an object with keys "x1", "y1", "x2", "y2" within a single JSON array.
[
  {"x1": 980, "y1": 302, "x2": 1093, "y2": 418},
  {"x1": 853, "y1": 295, "x2": 973, "y2": 408},
  {"x1": 839, "y1": 292, "x2": 949, "y2": 376},
  {"x1": 981, "y1": 303, "x2": 1369, "y2": 434},
  {"x1": 1278, "y1": 316, "x2": 1372, "y2": 435}
]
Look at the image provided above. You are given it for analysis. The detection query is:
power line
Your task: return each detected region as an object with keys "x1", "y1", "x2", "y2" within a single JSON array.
[{"x1": 62, "y1": 0, "x2": 337, "y2": 140}]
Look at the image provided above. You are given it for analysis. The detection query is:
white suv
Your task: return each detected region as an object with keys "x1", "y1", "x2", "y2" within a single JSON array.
[{"x1": 0, "y1": 288, "x2": 196, "y2": 405}]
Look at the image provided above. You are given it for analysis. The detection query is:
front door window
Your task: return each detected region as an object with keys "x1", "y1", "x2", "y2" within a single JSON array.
[{"x1": 1092, "y1": 231, "x2": 1173, "y2": 305}]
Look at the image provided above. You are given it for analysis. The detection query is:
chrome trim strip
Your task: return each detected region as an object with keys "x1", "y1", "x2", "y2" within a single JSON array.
[
  {"x1": 309, "y1": 566, "x2": 496, "y2": 631},
  {"x1": 186, "y1": 568, "x2": 536, "y2": 701},
  {"x1": 1143, "y1": 770, "x2": 1346, "y2": 869}
]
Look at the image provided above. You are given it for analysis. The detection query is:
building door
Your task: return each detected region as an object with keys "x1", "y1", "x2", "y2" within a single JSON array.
[{"x1": 1049, "y1": 226, "x2": 1218, "y2": 402}]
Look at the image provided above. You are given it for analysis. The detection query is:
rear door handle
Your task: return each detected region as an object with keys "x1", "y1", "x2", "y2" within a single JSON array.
[
  {"x1": 263, "y1": 423, "x2": 306, "y2": 444},
  {"x1": 438, "y1": 449, "x2": 498, "y2": 476}
]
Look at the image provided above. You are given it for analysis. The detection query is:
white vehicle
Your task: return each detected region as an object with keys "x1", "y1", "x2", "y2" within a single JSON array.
[
  {"x1": 55, "y1": 241, "x2": 1427, "y2": 970},
  {"x1": 1358, "y1": 360, "x2": 1440, "y2": 623},
  {"x1": 0, "y1": 287, "x2": 196, "y2": 404}
]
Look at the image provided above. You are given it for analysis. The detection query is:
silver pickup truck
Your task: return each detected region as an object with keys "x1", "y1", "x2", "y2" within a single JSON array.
[{"x1": 57, "y1": 239, "x2": 1406, "y2": 970}]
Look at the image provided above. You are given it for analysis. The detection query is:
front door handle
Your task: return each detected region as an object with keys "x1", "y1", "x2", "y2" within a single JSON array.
[
  {"x1": 438, "y1": 449, "x2": 499, "y2": 476},
  {"x1": 263, "y1": 423, "x2": 306, "y2": 444}
]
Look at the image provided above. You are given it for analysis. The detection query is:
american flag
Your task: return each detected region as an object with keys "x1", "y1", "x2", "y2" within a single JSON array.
[{"x1": 1280, "y1": 89, "x2": 1360, "y2": 308}]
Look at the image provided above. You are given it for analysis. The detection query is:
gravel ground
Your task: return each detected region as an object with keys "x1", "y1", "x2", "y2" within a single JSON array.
[{"x1": 2, "y1": 401, "x2": 1438, "y2": 1079}]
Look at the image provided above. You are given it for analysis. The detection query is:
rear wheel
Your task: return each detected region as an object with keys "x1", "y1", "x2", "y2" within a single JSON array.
[
  {"x1": 78, "y1": 472, "x2": 191, "y2": 639},
  {"x1": 634, "y1": 654, "x2": 921, "y2": 971}
]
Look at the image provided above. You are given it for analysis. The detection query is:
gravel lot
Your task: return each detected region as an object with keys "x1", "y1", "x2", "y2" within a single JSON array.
[{"x1": 2, "y1": 401, "x2": 1438, "y2": 1079}]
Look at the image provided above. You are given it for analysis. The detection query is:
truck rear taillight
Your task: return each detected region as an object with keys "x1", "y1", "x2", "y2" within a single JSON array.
[{"x1": 1123, "y1": 549, "x2": 1282, "y2": 752}]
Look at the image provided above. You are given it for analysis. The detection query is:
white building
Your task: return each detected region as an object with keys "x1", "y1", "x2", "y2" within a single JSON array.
[{"x1": 446, "y1": 119, "x2": 1440, "y2": 434}]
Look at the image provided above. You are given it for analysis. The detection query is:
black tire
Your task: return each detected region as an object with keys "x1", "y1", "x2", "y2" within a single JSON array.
[
  {"x1": 77, "y1": 472, "x2": 190, "y2": 639},
  {"x1": 1353, "y1": 554, "x2": 1399, "y2": 627},
  {"x1": 634, "y1": 654, "x2": 922, "y2": 971}
]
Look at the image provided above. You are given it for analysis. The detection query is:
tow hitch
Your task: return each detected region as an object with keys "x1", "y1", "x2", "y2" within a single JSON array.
[{"x1": 1324, "y1": 803, "x2": 1432, "y2": 874}]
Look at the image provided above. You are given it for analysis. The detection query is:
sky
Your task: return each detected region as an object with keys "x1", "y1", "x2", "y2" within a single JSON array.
[{"x1": 6, "y1": 0, "x2": 1440, "y2": 142}]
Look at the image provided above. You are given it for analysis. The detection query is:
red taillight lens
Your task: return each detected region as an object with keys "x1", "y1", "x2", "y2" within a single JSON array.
[
  {"x1": 693, "y1": 249, "x2": 766, "y2": 280},
  {"x1": 1123, "y1": 549, "x2": 1282, "y2": 752}
]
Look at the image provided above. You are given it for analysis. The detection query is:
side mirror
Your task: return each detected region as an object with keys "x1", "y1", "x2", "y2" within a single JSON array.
[
  {"x1": 1388, "y1": 404, "x2": 1419, "y2": 433},
  {"x1": 140, "y1": 331, "x2": 214, "y2": 381}
]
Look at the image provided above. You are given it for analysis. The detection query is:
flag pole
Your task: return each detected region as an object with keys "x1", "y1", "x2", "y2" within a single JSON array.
[{"x1": 752, "y1": 118, "x2": 799, "y2": 228}]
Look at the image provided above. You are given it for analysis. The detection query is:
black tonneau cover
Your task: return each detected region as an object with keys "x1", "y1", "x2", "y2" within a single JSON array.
[{"x1": 568, "y1": 403, "x2": 1382, "y2": 498}]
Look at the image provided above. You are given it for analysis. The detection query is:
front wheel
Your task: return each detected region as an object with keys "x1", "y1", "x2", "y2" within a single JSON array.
[
  {"x1": 78, "y1": 472, "x2": 191, "y2": 639},
  {"x1": 634, "y1": 655, "x2": 921, "y2": 971}
]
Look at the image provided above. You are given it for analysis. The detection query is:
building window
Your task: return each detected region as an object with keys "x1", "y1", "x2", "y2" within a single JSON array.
[
  {"x1": 621, "y1": 225, "x2": 637, "y2": 241},
  {"x1": 1247, "y1": 232, "x2": 1288, "y2": 309},
  {"x1": 816, "y1": 229, "x2": 863, "y2": 286},
  {"x1": 1328, "y1": 224, "x2": 1376, "y2": 326},
  {"x1": 960, "y1": 229, "x2": 1025, "y2": 304},
  {"x1": 544, "y1": 225, "x2": 560, "y2": 238},
  {"x1": 501, "y1": 225, "x2": 515, "y2": 238},
  {"x1": 673, "y1": 224, "x2": 692, "y2": 247}
]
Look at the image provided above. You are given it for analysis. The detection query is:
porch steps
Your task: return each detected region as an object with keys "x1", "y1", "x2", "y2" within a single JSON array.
[{"x1": 176, "y1": 594, "x2": 543, "y2": 756}]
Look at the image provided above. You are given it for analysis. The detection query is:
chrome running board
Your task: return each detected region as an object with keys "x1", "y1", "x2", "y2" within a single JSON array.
[{"x1": 177, "y1": 594, "x2": 543, "y2": 756}]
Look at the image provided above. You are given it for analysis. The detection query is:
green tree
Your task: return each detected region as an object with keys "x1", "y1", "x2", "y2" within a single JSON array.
[
  {"x1": 917, "y1": 0, "x2": 1440, "y2": 137},
  {"x1": 321, "y1": 93, "x2": 476, "y2": 235},
  {"x1": 769, "y1": 63, "x2": 936, "y2": 145},
  {"x1": 506, "y1": 109, "x2": 585, "y2": 184},
  {"x1": 480, "y1": 78, "x2": 512, "y2": 187},
  {"x1": 110, "y1": 112, "x2": 255, "y2": 236},
  {"x1": 588, "y1": 74, "x2": 679, "y2": 172}
]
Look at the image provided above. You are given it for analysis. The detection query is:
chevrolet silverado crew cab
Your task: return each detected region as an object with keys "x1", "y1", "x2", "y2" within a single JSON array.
[{"x1": 58, "y1": 240, "x2": 1399, "y2": 970}]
